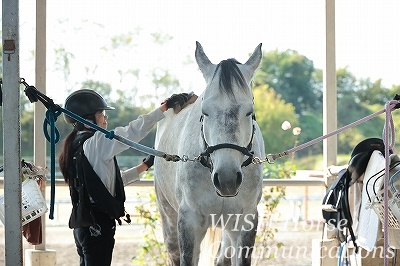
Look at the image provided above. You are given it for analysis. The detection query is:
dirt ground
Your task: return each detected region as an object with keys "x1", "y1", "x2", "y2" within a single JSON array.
[
  {"x1": 0, "y1": 220, "x2": 323, "y2": 266},
  {"x1": 0, "y1": 184, "x2": 326, "y2": 265}
]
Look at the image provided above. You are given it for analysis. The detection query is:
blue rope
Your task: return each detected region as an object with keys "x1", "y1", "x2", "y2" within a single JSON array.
[
  {"x1": 62, "y1": 108, "x2": 115, "y2": 139},
  {"x1": 61, "y1": 109, "x2": 166, "y2": 158},
  {"x1": 26, "y1": 85, "x2": 174, "y2": 220},
  {"x1": 24, "y1": 84, "x2": 126, "y2": 220},
  {"x1": 42, "y1": 107, "x2": 116, "y2": 219},
  {"x1": 43, "y1": 108, "x2": 61, "y2": 219}
]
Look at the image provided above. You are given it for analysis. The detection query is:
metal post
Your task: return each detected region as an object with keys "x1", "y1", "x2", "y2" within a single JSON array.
[
  {"x1": 323, "y1": 0, "x2": 337, "y2": 171},
  {"x1": 34, "y1": 0, "x2": 47, "y2": 251},
  {"x1": 2, "y1": 0, "x2": 23, "y2": 265},
  {"x1": 24, "y1": 1, "x2": 57, "y2": 264}
]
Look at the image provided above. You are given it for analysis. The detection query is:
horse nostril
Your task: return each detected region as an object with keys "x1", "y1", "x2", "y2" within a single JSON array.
[
  {"x1": 213, "y1": 173, "x2": 221, "y2": 191},
  {"x1": 236, "y1": 172, "x2": 243, "y2": 189}
]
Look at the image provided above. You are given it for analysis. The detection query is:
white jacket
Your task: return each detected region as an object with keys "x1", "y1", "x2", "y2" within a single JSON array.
[{"x1": 83, "y1": 108, "x2": 165, "y2": 196}]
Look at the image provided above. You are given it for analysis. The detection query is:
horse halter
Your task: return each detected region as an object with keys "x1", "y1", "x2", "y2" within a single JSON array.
[{"x1": 198, "y1": 115, "x2": 256, "y2": 170}]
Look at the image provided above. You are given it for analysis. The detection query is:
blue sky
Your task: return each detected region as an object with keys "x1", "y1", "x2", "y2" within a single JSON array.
[{"x1": 16, "y1": 0, "x2": 400, "y2": 104}]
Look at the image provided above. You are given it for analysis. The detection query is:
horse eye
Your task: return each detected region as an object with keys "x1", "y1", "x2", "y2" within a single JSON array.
[
  {"x1": 202, "y1": 112, "x2": 209, "y2": 117},
  {"x1": 246, "y1": 111, "x2": 253, "y2": 117}
]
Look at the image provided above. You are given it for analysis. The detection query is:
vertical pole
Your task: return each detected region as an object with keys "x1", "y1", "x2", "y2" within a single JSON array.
[
  {"x1": 2, "y1": 0, "x2": 23, "y2": 265},
  {"x1": 23, "y1": 1, "x2": 56, "y2": 263},
  {"x1": 35, "y1": 0, "x2": 47, "y2": 250},
  {"x1": 323, "y1": 0, "x2": 337, "y2": 171}
]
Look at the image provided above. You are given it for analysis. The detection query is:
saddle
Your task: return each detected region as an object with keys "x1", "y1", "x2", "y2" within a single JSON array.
[
  {"x1": 322, "y1": 138, "x2": 390, "y2": 253},
  {"x1": 322, "y1": 168, "x2": 357, "y2": 251}
]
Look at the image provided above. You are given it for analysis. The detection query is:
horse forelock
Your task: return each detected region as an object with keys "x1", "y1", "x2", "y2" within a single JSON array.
[{"x1": 214, "y1": 58, "x2": 248, "y2": 99}]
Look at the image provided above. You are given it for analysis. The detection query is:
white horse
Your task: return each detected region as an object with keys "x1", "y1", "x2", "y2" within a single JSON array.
[{"x1": 154, "y1": 42, "x2": 265, "y2": 266}]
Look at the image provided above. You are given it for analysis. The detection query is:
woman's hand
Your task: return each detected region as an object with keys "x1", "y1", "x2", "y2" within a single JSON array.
[
  {"x1": 159, "y1": 101, "x2": 168, "y2": 112},
  {"x1": 160, "y1": 92, "x2": 193, "y2": 112}
]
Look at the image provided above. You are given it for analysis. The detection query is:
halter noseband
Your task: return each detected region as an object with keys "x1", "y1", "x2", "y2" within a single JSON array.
[{"x1": 199, "y1": 117, "x2": 255, "y2": 170}]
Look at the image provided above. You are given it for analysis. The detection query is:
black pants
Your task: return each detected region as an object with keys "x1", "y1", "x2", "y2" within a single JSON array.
[{"x1": 73, "y1": 210, "x2": 116, "y2": 266}]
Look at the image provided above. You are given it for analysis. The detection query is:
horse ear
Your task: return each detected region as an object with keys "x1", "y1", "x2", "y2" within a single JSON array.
[
  {"x1": 195, "y1": 41, "x2": 215, "y2": 81},
  {"x1": 244, "y1": 43, "x2": 262, "y2": 73}
]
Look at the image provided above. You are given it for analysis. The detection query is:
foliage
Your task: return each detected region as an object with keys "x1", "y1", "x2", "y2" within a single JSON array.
[
  {"x1": 295, "y1": 154, "x2": 351, "y2": 170},
  {"x1": 133, "y1": 163, "x2": 295, "y2": 266},
  {"x1": 81, "y1": 80, "x2": 112, "y2": 101},
  {"x1": 132, "y1": 185, "x2": 168, "y2": 266},
  {"x1": 253, "y1": 161, "x2": 295, "y2": 265},
  {"x1": 151, "y1": 68, "x2": 181, "y2": 104},
  {"x1": 296, "y1": 111, "x2": 323, "y2": 157},
  {"x1": 253, "y1": 84, "x2": 298, "y2": 155},
  {"x1": 263, "y1": 160, "x2": 296, "y2": 179},
  {"x1": 336, "y1": 95, "x2": 385, "y2": 153},
  {"x1": 54, "y1": 46, "x2": 75, "y2": 83},
  {"x1": 4, "y1": 29, "x2": 400, "y2": 168},
  {"x1": 254, "y1": 49, "x2": 320, "y2": 115},
  {"x1": 354, "y1": 77, "x2": 392, "y2": 105},
  {"x1": 391, "y1": 103, "x2": 400, "y2": 155},
  {"x1": 336, "y1": 67, "x2": 358, "y2": 97}
]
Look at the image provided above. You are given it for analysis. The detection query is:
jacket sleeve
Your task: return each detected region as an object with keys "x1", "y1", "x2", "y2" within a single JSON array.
[
  {"x1": 120, "y1": 167, "x2": 140, "y2": 186},
  {"x1": 84, "y1": 108, "x2": 165, "y2": 161}
]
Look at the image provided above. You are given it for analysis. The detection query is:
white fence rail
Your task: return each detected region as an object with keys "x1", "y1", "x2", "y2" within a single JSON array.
[{"x1": 0, "y1": 170, "x2": 327, "y2": 226}]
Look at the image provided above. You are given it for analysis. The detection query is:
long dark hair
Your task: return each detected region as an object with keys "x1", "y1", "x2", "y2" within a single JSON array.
[{"x1": 59, "y1": 115, "x2": 95, "y2": 183}]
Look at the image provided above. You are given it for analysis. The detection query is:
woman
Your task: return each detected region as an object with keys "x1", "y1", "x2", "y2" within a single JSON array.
[{"x1": 58, "y1": 89, "x2": 189, "y2": 266}]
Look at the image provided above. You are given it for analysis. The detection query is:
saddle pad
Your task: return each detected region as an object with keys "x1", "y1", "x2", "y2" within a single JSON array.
[{"x1": 358, "y1": 150, "x2": 385, "y2": 251}]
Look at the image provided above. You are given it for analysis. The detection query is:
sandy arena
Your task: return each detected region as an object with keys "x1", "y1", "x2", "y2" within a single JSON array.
[{"x1": 0, "y1": 184, "x2": 325, "y2": 265}]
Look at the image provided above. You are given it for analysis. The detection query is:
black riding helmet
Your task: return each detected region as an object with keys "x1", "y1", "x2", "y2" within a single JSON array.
[{"x1": 63, "y1": 89, "x2": 114, "y2": 124}]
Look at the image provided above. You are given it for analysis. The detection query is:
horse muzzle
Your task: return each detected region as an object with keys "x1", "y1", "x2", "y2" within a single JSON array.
[
  {"x1": 212, "y1": 170, "x2": 243, "y2": 197},
  {"x1": 199, "y1": 141, "x2": 251, "y2": 197}
]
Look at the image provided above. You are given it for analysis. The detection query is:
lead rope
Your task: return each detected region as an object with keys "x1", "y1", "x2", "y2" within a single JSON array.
[
  {"x1": 264, "y1": 99, "x2": 400, "y2": 163},
  {"x1": 23, "y1": 78, "x2": 62, "y2": 219},
  {"x1": 22, "y1": 81, "x2": 181, "y2": 220},
  {"x1": 383, "y1": 100, "x2": 397, "y2": 266},
  {"x1": 267, "y1": 100, "x2": 398, "y2": 265},
  {"x1": 265, "y1": 100, "x2": 399, "y2": 264},
  {"x1": 46, "y1": 107, "x2": 59, "y2": 219}
]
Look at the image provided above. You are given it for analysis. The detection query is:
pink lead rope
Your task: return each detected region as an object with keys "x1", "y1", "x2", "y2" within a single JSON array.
[
  {"x1": 267, "y1": 102, "x2": 395, "y2": 162},
  {"x1": 383, "y1": 100, "x2": 397, "y2": 266},
  {"x1": 265, "y1": 99, "x2": 399, "y2": 266}
]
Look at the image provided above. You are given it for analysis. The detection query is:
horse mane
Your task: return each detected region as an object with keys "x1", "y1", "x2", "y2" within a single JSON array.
[{"x1": 214, "y1": 58, "x2": 247, "y2": 98}]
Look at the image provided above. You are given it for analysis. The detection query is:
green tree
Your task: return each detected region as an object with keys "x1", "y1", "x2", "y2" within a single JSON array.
[
  {"x1": 20, "y1": 88, "x2": 34, "y2": 156},
  {"x1": 296, "y1": 111, "x2": 323, "y2": 158},
  {"x1": 336, "y1": 67, "x2": 358, "y2": 97},
  {"x1": 9, "y1": 18, "x2": 400, "y2": 169},
  {"x1": 355, "y1": 78, "x2": 392, "y2": 105},
  {"x1": 151, "y1": 68, "x2": 180, "y2": 103},
  {"x1": 253, "y1": 85, "x2": 298, "y2": 156},
  {"x1": 337, "y1": 95, "x2": 384, "y2": 153},
  {"x1": 254, "y1": 49, "x2": 320, "y2": 115},
  {"x1": 305, "y1": 67, "x2": 387, "y2": 155},
  {"x1": 47, "y1": 29, "x2": 183, "y2": 159}
]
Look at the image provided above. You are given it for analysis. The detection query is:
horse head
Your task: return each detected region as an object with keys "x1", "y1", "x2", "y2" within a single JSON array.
[{"x1": 195, "y1": 42, "x2": 262, "y2": 197}]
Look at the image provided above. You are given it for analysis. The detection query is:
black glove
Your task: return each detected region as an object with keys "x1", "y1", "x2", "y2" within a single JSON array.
[
  {"x1": 142, "y1": 155, "x2": 155, "y2": 170},
  {"x1": 164, "y1": 92, "x2": 191, "y2": 109}
]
